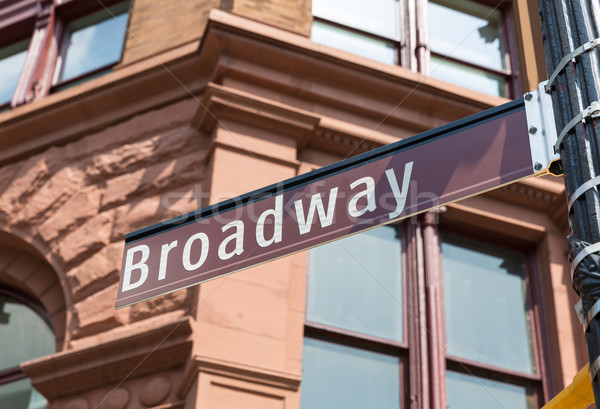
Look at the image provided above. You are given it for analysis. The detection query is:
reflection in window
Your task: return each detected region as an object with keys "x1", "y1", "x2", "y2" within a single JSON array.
[
  {"x1": 0, "y1": 291, "x2": 54, "y2": 409},
  {"x1": 54, "y1": 2, "x2": 129, "y2": 85},
  {"x1": 307, "y1": 226, "x2": 403, "y2": 342},
  {"x1": 0, "y1": 40, "x2": 29, "y2": 105},
  {"x1": 442, "y1": 234, "x2": 536, "y2": 409},
  {"x1": 446, "y1": 370, "x2": 534, "y2": 409},
  {"x1": 442, "y1": 235, "x2": 535, "y2": 373},
  {"x1": 311, "y1": 0, "x2": 398, "y2": 64},
  {"x1": 301, "y1": 337, "x2": 401, "y2": 409},
  {"x1": 302, "y1": 225, "x2": 404, "y2": 408},
  {"x1": 428, "y1": 0, "x2": 509, "y2": 96}
]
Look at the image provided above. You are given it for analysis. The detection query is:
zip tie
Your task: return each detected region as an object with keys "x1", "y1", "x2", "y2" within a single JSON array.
[
  {"x1": 571, "y1": 242, "x2": 600, "y2": 280},
  {"x1": 554, "y1": 101, "x2": 600, "y2": 153},
  {"x1": 546, "y1": 38, "x2": 600, "y2": 93},
  {"x1": 592, "y1": 355, "x2": 600, "y2": 381},
  {"x1": 568, "y1": 175, "x2": 600, "y2": 213},
  {"x1": 584, "y1": 299, "x2": 600, "y2": 333}
]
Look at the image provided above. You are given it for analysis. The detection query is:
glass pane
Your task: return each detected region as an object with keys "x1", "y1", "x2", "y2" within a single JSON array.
[
  {"x1": 0, "y1": 377, "x2": 47, "y2": 409},
  {"x1": 442, "y1": 235, "x2": 535, "y2": 374},
  {"x1": 430, "y1": 55, "x2": 506, "y2": 97},
  {"x1": 58, "y1": 4, "x2": 129, "y2": 82},
  {"x1": 307, "y1": 226, "x2": 403, "y2": 342},
  {"x1": 301, "y1": 337, "x2": 401, "y2": 409},
  {"x1": 313, "y1": 0, "x2": 398, "y2": 40},
  {"x1": 0, "y1": 295, "x2": 54, "y2": 370},
  {"x1": 312, "y1": 21, "x2": 396, "y2": 65},
  {"x1": 429, "y1": 0, "x2": 505, "y2": 71},
  {"x1": 0, "y1": 40, "x2": 29, "y2": 104},
  {"x1": 447, "y1": 371, "x2": 534, "y2": 409}
]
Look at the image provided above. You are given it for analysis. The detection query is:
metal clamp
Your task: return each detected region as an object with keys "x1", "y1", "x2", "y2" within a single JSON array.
[
  {"x1": 568, "y1": 176, "x2": 600, "y2": 213},
  {"x1": 554, "y1": 101, "x2": 600, "y2": 153},
  {"x1": 584, "y1": 299, "x2": 600, "y2": 333},
  {"x1": 546, "y1": 37, "x2": 600, "y2": 92},
  {"x1": 524, "y1": 81, "x2": 560, "y2": 174},
  {"x1": 571, "y1": 242, "x2": 600, "y2": 280}
]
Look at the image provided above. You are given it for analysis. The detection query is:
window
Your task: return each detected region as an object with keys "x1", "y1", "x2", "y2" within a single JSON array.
[
  {"x1": 0, "y1": 287, "x2": 54, "y2": 409},
  {"x1": 310, "y1": 0, "x2": 519, "y2": 97},
  {"x1": 0, "y1": 0, "x2": 129, "y2": 109},
  {"x1": 312, "y1": 0, "x2": 399, "y2": 64},
  {"x1": 301, "y1": 219, "x2": 546, "y2": 408},
  {"x1": 0, "y1": 39, "x2": 29, "y2": 109},
  {"x1": 301, "y1": 225, "x2": 406, "y2": 408},
  {"x1": 428, "y1": 0, "x2": 514, "y2": 97},
  {"x1": 53, "y1": 2, "x2": 129, "y2": 88},
  {"x1": 442, "y1": 234, "x2": 539, "y2": 409}
]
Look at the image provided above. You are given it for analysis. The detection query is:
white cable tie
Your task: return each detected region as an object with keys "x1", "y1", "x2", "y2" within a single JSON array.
[
  {"x1": 568, "y1": 176, "x2": 600, "y2": 213},
  {"x1": 571, "y1": 242, "x2": 600, "y2": 280},
  {"x1": 584, "y1": 299, "x2": 600, "y2": 333},
  {"x1": 546, "y1": 38, "x2": 600, "y2": 92},
  {"x1": 592, "y1": 355, "x2": 600, "y2": 381},
  {"x1": 554, "y1": 101, "x2": 600, "y2": 153}
]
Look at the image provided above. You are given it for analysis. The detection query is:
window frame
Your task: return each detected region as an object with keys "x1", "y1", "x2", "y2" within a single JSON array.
[
  {"x1": 0, "y1": 0, "x2": 129, "y2": 109},
  {"x1": 310, "y1": 0, "x2": 522, "y2": 98},
  {"x1": 427, "y1": 0, "x2": 521, "y2": 98},
  {"x1": 301, "y1": 214, "x2": 551, "y2": 408},
  {"x1": 50, "y1": 0, "x2": 130, "y2": 91},
  {"x1": 0, "y1": 285, "x2": 53, "y2": 389},
  {"x1": 438, "y1": 221, "x2": 552, "y2": 406},
  {"x1": 302, "y1": 222, "x2": 409, "y2": 408}
]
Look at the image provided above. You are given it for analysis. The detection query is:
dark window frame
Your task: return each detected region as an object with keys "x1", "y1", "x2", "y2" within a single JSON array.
[
  {"x1": 303, "y1": 222, "x2": 409, "y2": 408},
  {"x1": 428, "y1": 0, "x2": 521, "y2": 98},
  {"x1": 50, "y1": 0, "x2": 129, "y2": 91},
  {"x1": 302, "y1": 214, "x2": 551, "y2": 408},
  {"x1": 0, "y1": 0, "x2": 129, "y2": 109},
  {"x1": 0, "y1": 285, "x2": 53, "y2": 389},
  {"x1": 310, "y1": 0, "x2": 522, "y2": 98}
]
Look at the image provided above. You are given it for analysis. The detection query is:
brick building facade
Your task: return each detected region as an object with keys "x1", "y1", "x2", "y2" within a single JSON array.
[{"x1": 0, "y1": 0, "x2": 586, "y2": 408}]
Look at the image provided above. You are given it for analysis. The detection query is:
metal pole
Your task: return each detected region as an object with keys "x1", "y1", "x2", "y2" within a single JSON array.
[{"x1": 537, "y1": 0, "x2": 600, "y2": 405}]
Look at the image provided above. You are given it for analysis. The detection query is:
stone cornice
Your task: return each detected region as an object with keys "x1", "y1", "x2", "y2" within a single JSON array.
[
  {"x1": 21, "y1": 318, "x2": 193, "y2": 400},
  {"x1": 178, "y1": 354, "x2": 301, "y2": 399}
]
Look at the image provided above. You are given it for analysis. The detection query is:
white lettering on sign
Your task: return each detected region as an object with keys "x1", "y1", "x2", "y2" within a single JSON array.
[
  {"x1": 122, "y1": 245, "x2": 150, "y2": 291},
  {"x1": 120, "y1": 162, "x2": 414, "y2": 293},
  {"x1": 386, "y1": 161, "x2": 413, "y2": 219},
  {"x1": 219, "y1": 220, "x2": 245, "y2": 260},
  {"x1": 256, "y1": 195, "x2": 283, "y2": 247},
  {"x1": 348, "y1": 176, "x2": 376, "y2": 218},
  {"x1": 183, "y1": 232, "x2": 209, "y2": 271},
  {"x1": 294, "y1": 187, "x2": 339, "y2": 235}
]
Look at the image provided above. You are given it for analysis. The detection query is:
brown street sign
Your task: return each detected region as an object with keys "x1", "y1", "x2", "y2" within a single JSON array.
[{"x1": 116, "y1": 98, "x2": 550, "y2": 308}]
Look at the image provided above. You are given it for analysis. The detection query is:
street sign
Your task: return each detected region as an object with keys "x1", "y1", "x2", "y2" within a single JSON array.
[{"x1": 116, "y1": 96, "x2": 557, "y2": 308}]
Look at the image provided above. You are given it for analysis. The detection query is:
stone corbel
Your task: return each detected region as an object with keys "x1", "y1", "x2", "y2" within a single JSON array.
[{"x1": 21, "y1": 317, "x2": 193, "y2": 405}]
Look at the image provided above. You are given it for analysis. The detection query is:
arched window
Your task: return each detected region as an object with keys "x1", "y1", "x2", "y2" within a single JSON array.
[{"x1": 0, "y1": 287, "x2": 55, "y2": 409}]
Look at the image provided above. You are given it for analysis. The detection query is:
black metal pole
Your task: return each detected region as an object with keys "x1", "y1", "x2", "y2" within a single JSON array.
[{"x1": 538, "y1": 0, "x2": 600, "y2": 405}]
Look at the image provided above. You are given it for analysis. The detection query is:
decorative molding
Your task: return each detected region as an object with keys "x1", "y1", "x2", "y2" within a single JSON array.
[
  {"x1": 21, "y1": 318, "x2": 193, "y2": 400},
  {"x1": 178, "y1": 354, "x2": 301, "y2": 399}
]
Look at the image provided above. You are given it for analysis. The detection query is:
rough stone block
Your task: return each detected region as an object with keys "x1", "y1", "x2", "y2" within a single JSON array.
[
  {"x1": 68, "y1": 242, "x2": 124, "y2": 300},
  {"x1": 18, "y1": 167, "x2": 85, "y2": 225},
  {"x1": 100, "y1": 152, "x2": 206, "y2": 209},
  {"x1": 110, "y1": 190, "x2": 199, "y2": 241},
  {"x1": 128, "y1": 288, "x2": 190, "y2": 322},
  {"x1": 38, "y1": 188, "x2": 101, "y2": 243},
  {"x1": 0, "y1": 156, "x2": 49, "y2": 217},
  {"x1": 74, "y1": 283, "x2": 128, "y2": 333},
  {"x1": 58, "y1": 212, "x2": 114, "y2": 266}
]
